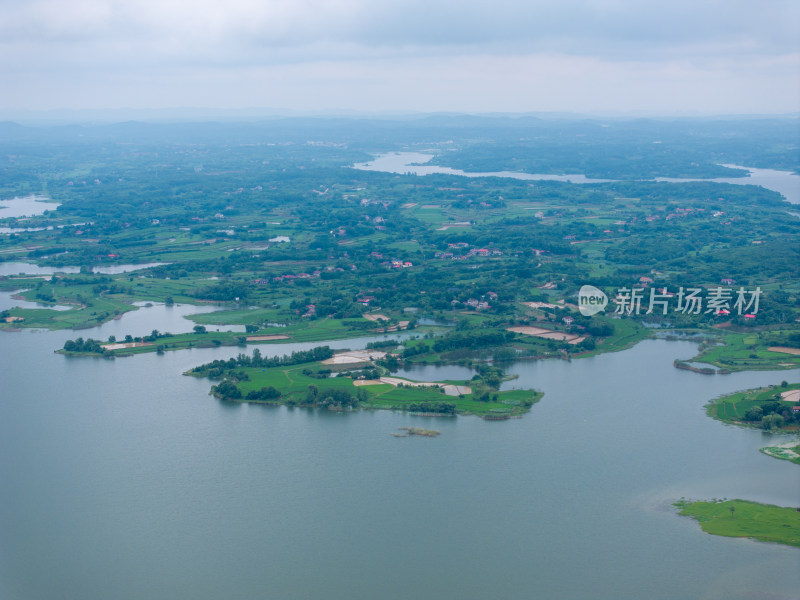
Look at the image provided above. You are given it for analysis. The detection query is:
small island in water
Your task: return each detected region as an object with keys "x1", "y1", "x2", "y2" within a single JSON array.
[
  {"x1": 706, "y1": 382, "x2": 800, "y2": 464},
  {"x1": 184, "y1": 344, "x2": 541, "y2": 419},
  {"x1": 675, "y1": 499, "x2": 800, "y2": 549}
]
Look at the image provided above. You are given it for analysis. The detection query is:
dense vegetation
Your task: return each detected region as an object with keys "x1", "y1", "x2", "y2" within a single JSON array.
[
  {"x1": 706, "y1": 382, "x2": 800, "y2": 432},
  {"x1": 61, "y1": 337, "x2": 108, "y2": 355},
  {"x1": 2, "y1": 115, "x2": 799, "y2": 414},
  {"x1": 189, "y1": 346, "x2": 335, "y2": 378},
  {"x1": 4, "y1": 116, "x2": 799, "y2": 561}
]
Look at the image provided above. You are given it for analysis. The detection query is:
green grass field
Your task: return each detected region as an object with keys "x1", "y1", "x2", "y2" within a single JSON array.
[
  {"x1": 223, "y1": 360, "x2": 541, "y2": 417},
  {"x1": 694, "y1": 331, "x2": 800, "y2": 371},
  {"x1": 1, "y1": 297, "x2": 137, "y2": 330},
  {"x1": 706, "y1": 383, "x2": 800, "y2": 429},
  {"x1": 676, "y1": 499, "x2": 800, "y2": 548},
  {"x1": 760, "y1": 442, "x2": 800, "y2": 465}
]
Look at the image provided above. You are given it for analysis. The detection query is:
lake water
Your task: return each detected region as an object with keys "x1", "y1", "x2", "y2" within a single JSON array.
[
  {"x1": 1, "y1": 313, "x2": 798, "y2": 599},
  {"x1": 0, "y1": 222, "x2": 90, "y2": 235},
  {"x1": 354, "y1": 152, "x2": 614, "y2": 183},
  {"x1": 95, "y1": 302, "x2": 249, "y2": 336},
  {"x1": 656, "y1": 164, "x2": 800, "y2": 205},
  {"x1": 0, "y1": 290, "x2": 73, "y2": 312},
  {"x1": 0, "y1": 195, "x2": 61, "y2": 219},
  {"x1": 0, "y1": 262, "x2": 167, "y2": 276},
  {"x1": 354, "y1": 153, "x2": 800, "y2": 204},
  {"x1": 394, "y1": 362, "x2": 476, "y2": 381}
]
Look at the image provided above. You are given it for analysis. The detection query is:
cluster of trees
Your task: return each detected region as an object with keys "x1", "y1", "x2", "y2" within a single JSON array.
[
  {"x1": 402, "y1": 343, "x2": 431, "y2": 358},
  {"x1": 302, "y1": 367, "x2": 332, "y2": 379},
  {"x1": 473, "y1": 363, "x2": 504, "y2": 389},
  {"x1": 407, "y1": 401, "x2": 456, "y2": 414},
  {"x1": 193, "y1": 281, "x2": 249, "y2": 302},
  {"x1": 765, "y1": 331, "x2": 800, "y2": 349},
  {"x1": 366, "y1": 340, "x2": 399, "y2": 350},
  {"x1": 302, "y1": 385, "x2": 365, "y2": 409},
  {"x1": 348, "y1": 367, "x2": 381, "y2": 380},
  {"x1": 431, "y1": 330, "x2": 512, "y2": 354},
  {"x1": 62, "y1": 337, "x2": 106, "y2": 354},
  {"x1": 211, "y1": 380, "x2": 242, "y2": 400},
  {"x1": 743, "y1": 400, "x2": 800, "y2": 430},
  {"x1": 245, "y1": 386, "x2": 281, "y2": 401},
  {"x1": 190, "y1": 346, "x2": 334, "y2": 377}
]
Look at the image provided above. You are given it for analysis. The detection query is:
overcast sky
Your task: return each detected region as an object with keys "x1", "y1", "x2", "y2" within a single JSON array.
[{"x1": 1, "y1": 0, "x2": 798, "y2": 115}]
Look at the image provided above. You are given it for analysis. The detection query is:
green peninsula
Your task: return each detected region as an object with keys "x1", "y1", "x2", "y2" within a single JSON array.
[
  {"x1": 705, "y1": 382, "x2": 800, "y2": 464},
  {"x1": 676, "y1": 499, "x2": 800, "y2": 548},
  {"x1": 185, "y1": 345, "x2": 540, "y2": 419},
  {"x1": 706, "y1": 382, "x2": 800, "y2": 433}
]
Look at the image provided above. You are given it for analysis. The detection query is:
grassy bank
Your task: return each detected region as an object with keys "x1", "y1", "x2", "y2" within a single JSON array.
[
  {"x1": 760, "y1": 441, "x2": 800, "y2": 465},
  {"x1": 692, "y1": 330, "x2": 800, "y2": 372},
  {"x1": 675, "y1": 499, "x2": 800, "y2": 548},
  {"x1": 191, "y1": 355, "x2": 541, "y2": 418},
  {"x1": 705, "y1": 382, "x2": 800, "y2": 433}
]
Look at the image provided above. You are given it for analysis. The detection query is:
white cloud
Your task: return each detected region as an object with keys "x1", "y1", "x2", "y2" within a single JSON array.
[{"x1": 0, "y1": 0, "x2": 797, "y2": 112}]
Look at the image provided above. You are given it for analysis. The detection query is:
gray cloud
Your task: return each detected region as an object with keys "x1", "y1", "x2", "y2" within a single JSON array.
[
  {"x1": 0, "y1": 0, "x2": 797, "y2": 112},
  {"x1": 2, "y1": 0, "x2": 797, "y2": 59}
]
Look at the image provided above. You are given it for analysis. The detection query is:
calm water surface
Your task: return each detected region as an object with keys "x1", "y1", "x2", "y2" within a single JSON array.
[
  {"x1": 355, "y1": 153, "x2": 800, "y2": 204},
  {"x1": 1, "y1": 317, "x2": 798, "y2": 599},
  {"x1": 0, "y1": 262, "x2": 166, "y2": 276},
  {"x1": 0, "y1": 290, "x2": 73, "y2": 312},
  {"x1": 393, "y1": 362, "x2": 476, "y2": 382},
  {"x1": 354, "y1": 152, "x2": 613, "y2": 183},
  {"x1": 656, "y1": 164, "x2": 800, "y2": 204},
  {"x1": 0, "y1": 195, "x2": 60, "y2": 219}
]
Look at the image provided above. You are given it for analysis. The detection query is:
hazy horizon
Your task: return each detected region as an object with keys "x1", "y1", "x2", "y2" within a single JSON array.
[{"x1": 2, "y1": 107, "x2": 799, "y2": 127}]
